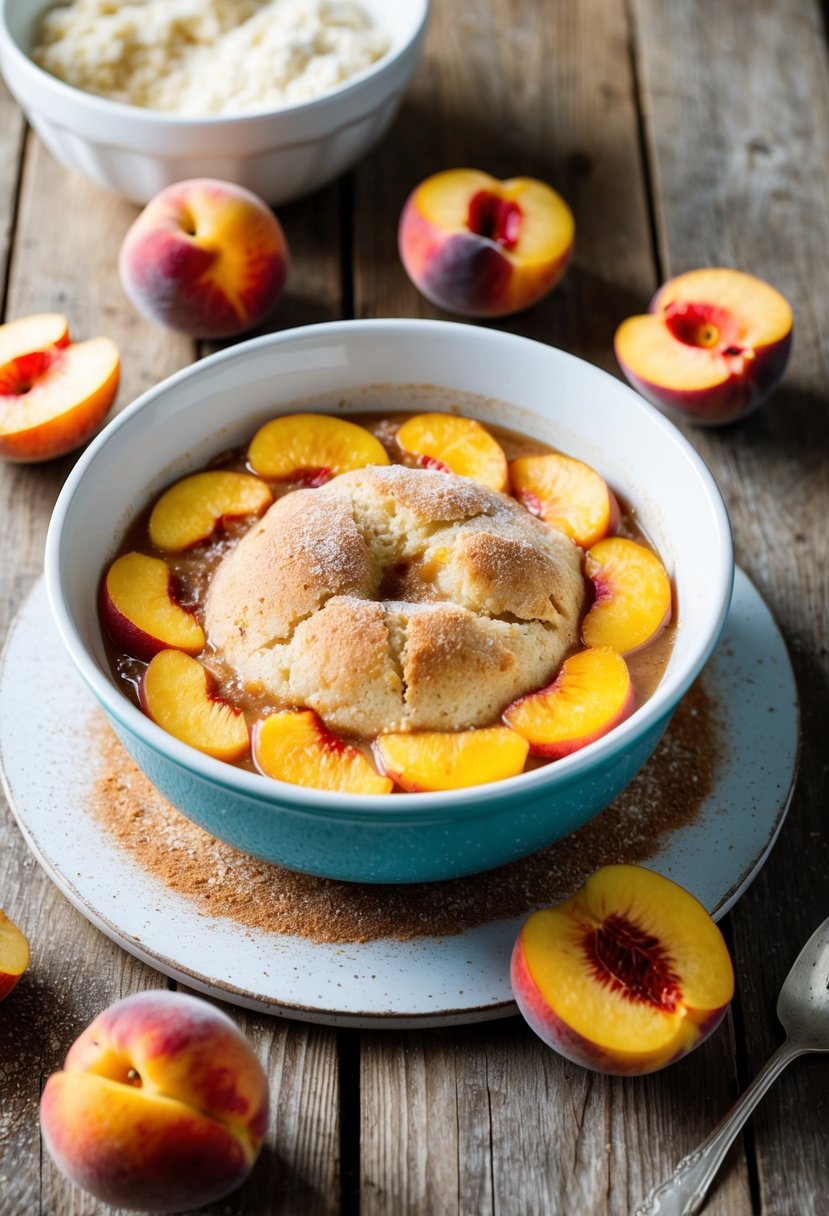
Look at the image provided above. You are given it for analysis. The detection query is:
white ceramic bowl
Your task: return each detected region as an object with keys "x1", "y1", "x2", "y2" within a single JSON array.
[
  {"x1": 0, "y1": 0, "x2": 428, "y2": 204},
  {"x1": 44, "y1": 320, "x2": 734, "y2": 883}
]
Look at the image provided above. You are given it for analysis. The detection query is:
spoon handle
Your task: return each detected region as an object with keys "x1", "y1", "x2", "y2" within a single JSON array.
[{"x1": 635, "y1": 1039, "x2": 805, "y2": 1215}]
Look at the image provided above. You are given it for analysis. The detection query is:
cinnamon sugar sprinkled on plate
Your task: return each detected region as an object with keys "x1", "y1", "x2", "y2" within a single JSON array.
[{"x1": 89, "y1": 679, "x2": 722, "y2": 943}]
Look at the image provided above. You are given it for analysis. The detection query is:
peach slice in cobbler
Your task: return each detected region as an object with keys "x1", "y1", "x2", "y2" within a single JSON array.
[
  {"x1": 396, "y1": 412, "x2": 509, "y2": 492},
  {"x1": 149, "y1": 470, "x2": 272, "y2": 551},
  {"x1": 247, "y1": 413, "x2": 390, "y2": 485}
]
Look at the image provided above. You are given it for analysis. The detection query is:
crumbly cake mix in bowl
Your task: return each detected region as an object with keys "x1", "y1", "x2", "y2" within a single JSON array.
[{"x1": 33, "y1": 0, "x2": 390, "y2": 116}]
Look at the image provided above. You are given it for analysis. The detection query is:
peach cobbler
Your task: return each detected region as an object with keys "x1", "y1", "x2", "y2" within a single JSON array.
[{"x1": 100, "y1": 409, "x2": 673, "y2": 792}]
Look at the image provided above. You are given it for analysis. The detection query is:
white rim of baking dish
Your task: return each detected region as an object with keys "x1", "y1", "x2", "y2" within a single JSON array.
[{"x1": 44, "y1": 318, "x2": 734, "y2": 822}]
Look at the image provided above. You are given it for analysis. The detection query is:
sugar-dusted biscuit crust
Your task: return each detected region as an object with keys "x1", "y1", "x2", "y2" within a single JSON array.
[{"x1": 205, "y1": 466, "x2": 586, "y2": 737}]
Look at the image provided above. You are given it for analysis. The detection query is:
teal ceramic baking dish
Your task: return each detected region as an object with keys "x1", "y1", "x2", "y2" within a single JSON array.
[{"x1": 44, "y1": 319, "x2": 733, "y2": 883}]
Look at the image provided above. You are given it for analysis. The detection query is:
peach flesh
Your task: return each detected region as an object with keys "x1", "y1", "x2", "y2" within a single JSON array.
[
  {"x1": 252, "y1": 709, "x2": 393, "y2": 794},
  {"x1": 141, "y1": 650, "x2": 249, "y2": 762},
  {"x1": 0, "y1": 312, "x2": 69, "y2": 364},
  {"x1": 395, "y1": 412, "x2": 509, "y2": 492},
  {"x1": 374, "y1": 726, "x2": 530, "y2": 792},
  {"x1": 148, "y1": 470, "x2": 273, "y2": 551},
  {"x1": 509, "y1": 452, "x2": 620, "y2": 548},
  {"x1": 582, "y1": 538, "x2": 672, "y2": 656},
  {"x1": 503, "y1": 647, "x2": 634, "y2": 758},
  {"x1": 247, "y1": 413, "x2": 390, "y2": 483},
  {"x1": 0, "y1": 337, "x2": 120, "y2": 462},
  {"x1": 101, "y1": 552, "x2": 205, "y2": 661}
]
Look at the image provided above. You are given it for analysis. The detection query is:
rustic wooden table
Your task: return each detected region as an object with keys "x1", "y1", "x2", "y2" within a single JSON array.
[{"x1": 1, "y1": 1, "x2": 828, "y2": 1213}]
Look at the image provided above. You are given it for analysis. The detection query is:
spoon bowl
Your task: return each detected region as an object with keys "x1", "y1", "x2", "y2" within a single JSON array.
[{"x1": 777, "y1": 918, "x2": 829, "y2": 1048}]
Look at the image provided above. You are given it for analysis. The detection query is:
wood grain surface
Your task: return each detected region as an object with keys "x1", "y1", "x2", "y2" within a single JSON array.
[{"x1": 1, "y1": 2, "x2": 828, "y2": 1213}]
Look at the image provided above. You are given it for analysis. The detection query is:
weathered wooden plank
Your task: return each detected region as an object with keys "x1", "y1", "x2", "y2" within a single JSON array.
[
  {"x1": 633, "y1": 0, "x2": 829, "y2": 1212},
  {"x1": 0, "y1": 80, "x2": 25, "y2": 302},
  {"x1": 353, "y1": 1, "x2": 750, "y2": 1212},
  {"x1": 361, "y1": 1017, "x2": 748, "y2": 1216}
]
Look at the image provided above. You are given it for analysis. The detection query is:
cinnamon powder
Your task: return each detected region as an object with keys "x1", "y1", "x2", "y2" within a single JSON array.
[{"x1": 89, "y1": 678, "x2": 722, "y2": 943}]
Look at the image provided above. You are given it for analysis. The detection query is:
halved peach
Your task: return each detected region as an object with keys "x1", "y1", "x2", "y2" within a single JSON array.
[
  {"x1": 101, "y1": 552, "x2": 205, "y2": 661},
  {"x1": 140, "y1": 650, "x2": 249, "y2": 761},
  {"x1": 615, "y1": 268, "x2": 793, "y2": 425},
  {"x1": 148, "y1": 470, "x2": 273, "y2": 551},
  {"x1": 247, "y1": 413, "x2": 390, "y2": 485},
  {"x1": 0, "y1": 333, "x2": 119, "y2": 462},
  {"x1": 510, "y1": 453, "x2": 620, "y2": 548},
  {"x1": 398, "y1": 169, "x2": 574, "y2": 318},
  {"x1": 252, "y1": 709, "x2": 393, "y2": 795},
  {"x1": 396, "y1": 413, "x2": 509, "y2": 492},
  {"x1": 511, "y1": 864, "x2": 734, "y2": 1074},
  {"x1": 0, "y1": 908, "x2": 30, "y2": 1002},
  {"x1": 374, "y1": 726, "x2": 529, "y2": 792},
  {"x1": 582, "y1": 537, "x2": 672, "y2": 654},
  {"x1": 503, "y1": 647, "x2": 634, "y2": 757}
]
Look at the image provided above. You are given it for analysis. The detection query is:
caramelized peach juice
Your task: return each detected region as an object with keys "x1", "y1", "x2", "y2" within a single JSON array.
[{"x1": 100, "y1": 411, "x2": 675, "y2": 787}]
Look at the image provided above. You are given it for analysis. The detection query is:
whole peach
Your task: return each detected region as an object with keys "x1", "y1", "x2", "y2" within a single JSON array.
[
  {"x1": 119, "y1": 179, "x2": 289, "y2": 338},
  {"x1": 40, "y1": 990, "x2": 269, "y2": 1211}
]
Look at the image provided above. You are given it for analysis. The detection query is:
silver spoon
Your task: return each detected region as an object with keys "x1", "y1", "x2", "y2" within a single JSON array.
[{"x1": 635, "y1": 915, "x2": 829, "y2": 1216}]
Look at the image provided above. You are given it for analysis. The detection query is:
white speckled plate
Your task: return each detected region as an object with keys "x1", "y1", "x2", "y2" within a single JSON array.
[{"x1": 0, "y1": 570, "x2": 799, "y2": 1027}]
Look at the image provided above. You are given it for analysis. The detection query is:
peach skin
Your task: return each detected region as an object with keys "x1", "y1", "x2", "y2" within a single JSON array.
[
  {"x1": 615, "y1": 267, "x2": 793, "y2": 425},
  {"x1": 511, "y1": 864, "x2": 734, "y2": 1075},
  {"x1": 253, "y1": 709, "x2": 393, "y2": 794},
  {"x1": 119, "y1": 178, "x2": 289, "y2": 338},
  {"x1": 101, "y1": 551, "x2": 206, "y2": 661},
  {"x1": 0, "y1": 312, "x2": 119, "y2": 462},
  {"x1": 399, "y1": 168, "x2": 574, "y2": 317},
  {"x1": 582, "y1": 536, "x2": 672, "y2": 655},
  {"x1": 0, "y1": 908, "x2": 30, "y2": 1001},
  {"x1": 40, "y1": 990, "x2": 269, "y2": 1211}
]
